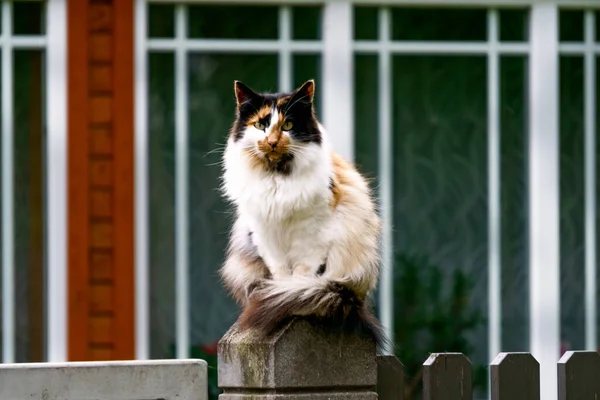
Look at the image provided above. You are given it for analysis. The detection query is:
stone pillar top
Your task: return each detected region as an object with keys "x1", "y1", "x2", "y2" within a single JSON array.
[{"x1": 218, "y1": 317, "x2": 377, "y2": 391}]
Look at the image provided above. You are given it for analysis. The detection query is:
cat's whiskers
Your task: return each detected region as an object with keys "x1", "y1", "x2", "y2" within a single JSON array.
[
  {"x1": 287, "y1": 144, "x2": 309, "y2": 159},
  {"x1": 205, "y1": 159, "x2": 226, "y2": 167},
  {"x1": 203, "y1": 143, "x2": 227, "y2": 158}
]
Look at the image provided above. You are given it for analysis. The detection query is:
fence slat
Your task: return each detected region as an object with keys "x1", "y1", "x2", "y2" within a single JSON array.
[
  {"x1": 558, "y1": 351, "x2": 600, "y2": 400},
  {"x1": 490, "y1": 352, "x2": 540, "y2": 400},
  {"x1": 377, "y1": 355, "x2": 404, "y2": 400},
  {"x1": 422, "y1": 353, "x2": 472, "y2": 400}
]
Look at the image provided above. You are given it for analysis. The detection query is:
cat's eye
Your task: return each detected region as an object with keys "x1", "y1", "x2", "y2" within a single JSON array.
[
  {"x1": 282, "y1": 121, "x2": 293, "y2": 131},
  {"x1": 254, "y1": 121, "x2": 265, "y2": 130}
]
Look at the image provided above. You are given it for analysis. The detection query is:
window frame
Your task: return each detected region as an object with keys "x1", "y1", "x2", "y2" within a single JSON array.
[
  {"x1": 0, "y1": 0, "x2": 68, "y2": 363},
  {"x1": 135, "y1": 2, "x2": 599, "y2": 400}
]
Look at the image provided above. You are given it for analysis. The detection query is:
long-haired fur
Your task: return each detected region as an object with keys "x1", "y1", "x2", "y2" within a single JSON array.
[
  {"x1": 238, "y1": 277, "x2": 384, "y2": 345},
  {"x1": 220, "y1": 79, "x2": 385, "y2": 348}
]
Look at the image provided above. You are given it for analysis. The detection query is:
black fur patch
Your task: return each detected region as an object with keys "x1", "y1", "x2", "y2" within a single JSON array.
[
  {"x1": 266, "y1": 152, "x2": 294, "y2": 175},
  {"x1": 231, "y1": 83, "x2": 321, "y2": 145}
]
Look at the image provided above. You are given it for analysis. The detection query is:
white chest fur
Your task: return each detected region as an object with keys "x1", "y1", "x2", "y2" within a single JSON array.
[{"x1": 223, "y1": 139, "x2": 334, "y2": 278}]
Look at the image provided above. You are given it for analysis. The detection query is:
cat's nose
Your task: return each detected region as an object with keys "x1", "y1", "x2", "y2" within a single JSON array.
[{"x1": 267, "y1": 138, "x2": 278, "y2": 149}]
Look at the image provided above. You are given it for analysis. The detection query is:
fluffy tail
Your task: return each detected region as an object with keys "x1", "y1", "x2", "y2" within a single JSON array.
[{"x1": 238, "y1": 277, "x2": 385, "y2": 347}]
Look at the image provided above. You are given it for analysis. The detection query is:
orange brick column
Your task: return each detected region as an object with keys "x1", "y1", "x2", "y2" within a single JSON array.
[{"x1": 68, "y1": 0, "x2": 135, "y2": 361}]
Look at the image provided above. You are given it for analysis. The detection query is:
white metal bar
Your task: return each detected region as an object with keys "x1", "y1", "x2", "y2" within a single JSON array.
[
  {"x1": 378, "y1": 7, "x2": 394, "y2": 356},
  {"x1": 528, "y1": 4, "x2": 560, "y2": 400},
  {"x1": 559, "y1": 43, "x2": 600, "y2": 54},
  {"x1": 145, "y1": 39, "x2": 600, "y2": 56},
  {"x1": 584, "y1": 10, "x2": 596, "y2": 352},
  {"x1": 135, "y1": 0, "x2": 150, "y2": 360},
  {"x1": 322, "y1": 1, "x2": 354, "y2": 162},
  {"x1": 278, "y1": 6, "x2": 292, "y2": 92},
  {"x1": 147, "y1": 39, "x2": 322, "y2": 53},
  {"x1": 46, "y1": 0, "x2": 68, "y2": 364},
  {"x1": 149, "y1": 0, "x2": 600, "y2": 7},
  {"x1": 145, "y1": 39, "x2": 532, "y2": 55},
  {"x1": 487, "y1": 8, "x2": 501, "y2": 365},
  {"x1": 1, "y1": 0, "x2": 14, "y2": 364},
  {"x1": 174, "y1": 4, "x2": 190, "y2": 360},
  {"x1": 355, "y1": 41, "x2": 530, "y2": 55},
  {"x1": 0, "y1": 36, "x2": 46, "y2": 49}
]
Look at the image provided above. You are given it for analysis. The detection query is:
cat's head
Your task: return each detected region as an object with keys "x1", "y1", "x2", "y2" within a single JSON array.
[{"x1": 228, "y1": 79, "x2": 322, "y2": 174}]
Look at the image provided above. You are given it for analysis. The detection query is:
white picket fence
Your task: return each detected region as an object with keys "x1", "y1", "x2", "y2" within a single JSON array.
[{"x1": 0, "y1": 359, "x2": 207, "y2": 399}]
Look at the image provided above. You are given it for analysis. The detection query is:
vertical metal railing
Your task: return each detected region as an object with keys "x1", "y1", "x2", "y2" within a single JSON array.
[
  {"x1": 583, "y1": 9, "x2": 597, "y2": 353},
  {"x1": 46, "y1": 0, "x2": 68, "y2": 363},
  {"x1": 529, "y1": 4, "x2": 560, "y2": 399},
  {"x1": 487, "y1": 8, "x2": 501, "y2": 369},
  {"x1": 322, "y1": 1, "x2": 354, "y2": 162},
  {"x1": 278, "y1": 6, "x2": 292, "y2": 93},
  {"x1": 1, "y1": 0, "x2": 15, "y2": 364},
  {"x1": 377, "y1": 6, "x2": 394, "y2": 356},
  {"x1": 134, "y1": 0, "x2": 150, "y2": 361},
  {"x1": 174, "y1": 3, "x2": 190, "y2": 360}
]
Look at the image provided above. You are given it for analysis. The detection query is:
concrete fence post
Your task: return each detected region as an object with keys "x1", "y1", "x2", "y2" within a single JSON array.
[{"x1": 218, "y1": 318, "x2": 378, "y2": 399}]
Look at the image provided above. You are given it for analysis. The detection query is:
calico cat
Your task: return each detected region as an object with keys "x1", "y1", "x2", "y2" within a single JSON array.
[{"x1": 220, "y1": 79, "x2": 383, "y2": 345}]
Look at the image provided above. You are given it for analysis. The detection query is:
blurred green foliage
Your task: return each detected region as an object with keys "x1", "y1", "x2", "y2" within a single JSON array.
[{"x1": 391, "y1": 252, "x2": 487, "y2": 399}]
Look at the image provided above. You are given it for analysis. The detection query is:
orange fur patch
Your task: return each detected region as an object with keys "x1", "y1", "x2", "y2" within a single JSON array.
[
  {"x1": 330, "y1": 179, "x2": 342, "y2": 209},
  {"x1": 257, "y1": 133, "x2": 290, "y2": 160},
  {"x1": 329, "y1": 153, "x2": 354, "y2": 209},
  {"x1": 246, "y1": 105, "x2": 272, "y2": 126}
]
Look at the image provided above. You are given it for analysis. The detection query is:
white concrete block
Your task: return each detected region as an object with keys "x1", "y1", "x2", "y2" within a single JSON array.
[{"x1": 0, "y1": 358, "x2": 207, "y2": 400}]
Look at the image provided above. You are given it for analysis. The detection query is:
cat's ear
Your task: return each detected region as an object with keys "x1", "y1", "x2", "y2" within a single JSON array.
[
  {"x1": 291, "y1": 79, "x2": 315, "y2": 103},
  {"x1": 234, "y1": 81, "x2": 259, "y2": 107}
]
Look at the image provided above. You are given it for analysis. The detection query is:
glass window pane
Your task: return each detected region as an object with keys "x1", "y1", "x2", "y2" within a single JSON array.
[
  {"x1": 354, "y1": 6, "x2": 378, "y2": 40},
  {"x1": 354, "y1": 55, "x2": 378, "y2": 181},
  {"x1": 293, "y1": 54, "x2": 321, "y2": 117},
  {"x1": 500, "y1": 55, "x2": 529, "y2": 352},
  {"x1": 559, "y1": 9, "x2": 584, "y2": 42},
  {"x1": 559, "y1": 55, "x2": 585, "y2": 353},
  {"x1": 187, "y1": 53, "x2": 278, "y2": 399},
  {"x1": 391, "y1": 8, "x2": 487, "y2": 41},
  {"x1": 148, "y1": 52, "x2": 176, "y2": 361},
  {"x1": 353, "y1": 54, "x2": 380, "y2": 316},
  {"x1": 292, "y1": 6, "x2": 321, "y2": 40},
  {"x1": 13, "y1": 1, "x2": 45, "y2": 35},
  {"x1": 499, "y1": 8, "x2": 529, "y2": 42},
  {"x1": 188, "y1": 5, "x2": 279, "y2": 39},
  {"x1": 14, "y1": 49, "x2": 46, "y2": 362},
  {"x1": 391, "y1": 55, "x2": 488, "y2": 396},
  {"x1": 148, "y1": 4, "x2": 175, "y2": 39}
]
